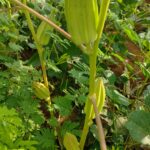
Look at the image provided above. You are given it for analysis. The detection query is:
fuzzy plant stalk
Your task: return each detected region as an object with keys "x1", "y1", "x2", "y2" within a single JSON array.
[
  {"x1": 22, "y1": 0, "x2": 48, "y2": 86},
  {"x1": 22, "y1": 0, "x2": 51, "y2": 105},
  {"x1": 90, "y1": 95, "x2": 107, "y2": 150},
  {"x1": 79, "y1": 0, "x2": 111, "y2": 149},
  {"x1": 5, "y1": 0, "x2": 12, "y2": 19}
]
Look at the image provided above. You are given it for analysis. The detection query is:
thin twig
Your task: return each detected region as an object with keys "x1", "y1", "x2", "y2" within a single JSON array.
[{"x1": 90, "y1": 94, "x2": 107, "y2": 150}]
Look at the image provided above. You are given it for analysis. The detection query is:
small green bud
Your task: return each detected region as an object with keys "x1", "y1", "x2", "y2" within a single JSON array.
[
  {"x1": 63, "y1": 132, "x2": 80, "y2": 150},
  {"x1": 32, "y1": 82, "x2": 50, "y2": 100}
]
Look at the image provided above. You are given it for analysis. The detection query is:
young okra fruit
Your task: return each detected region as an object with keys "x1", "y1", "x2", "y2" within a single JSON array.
[
  {"x1": 63, "y1": 132, "x2": 80, "y2": 150},
  {"x1": 64, "y1": 0, "x2": 98, "y2": 52},
  {"x1": 84, "y1": 78, "x2": 106, "y2": 119},
  {"x1": 32, "y1": 82, "x2": 50, "y2": 100}
]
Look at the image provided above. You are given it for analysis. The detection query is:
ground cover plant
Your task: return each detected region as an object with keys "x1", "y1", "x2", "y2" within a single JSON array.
[{"x1": 0, "y1": 0, "x2": 150, "y2": 150}]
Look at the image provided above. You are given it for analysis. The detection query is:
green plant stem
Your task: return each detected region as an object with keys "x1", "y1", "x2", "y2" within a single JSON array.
[
  {"x1": 12, "y1": 0, "x2": 110, "y2": 149},
  {"x1": 80, "y1": 44, "x2": 97, "y2": 150},
  {"x1": 6, "y1": 0, "x2": 11, "y2": 19},
  {"x1": 90, "y1": 95, "x2": 107, "y2": 150},
  {"x1": 79, "y1": 116, "x2": 92, "y2": 150},
  {"x1": 22, "y1": 1, "x2": 51, "y2": 107},
  {"x1": 97, "y1": 0, "x2": 110, "y2": 41},
  {"x1": 80, "y1": 0, "x2": 110, "y2": 149},
  {"x1": 56, "y1": 125, "x2": 64, "y2": 150},
  {"x1": 22, "y1": 0, "x2": 48, "y2": 88}
]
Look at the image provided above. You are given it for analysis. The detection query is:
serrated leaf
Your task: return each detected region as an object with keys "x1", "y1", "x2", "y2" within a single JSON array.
[
  {"x1": 69, "y1": 68, "x2": 89, "y2": 85},
  {"x1": 34, "y1": 129, "x2": 56, "y2": 149},
  {"x1": 49, "y1": 117, "x2": 58, "y2": 127},
  {"x1": 125, "y1": 110, "x2": 150, "y2": 145},
  {"x1": 19, "y1": 99, "x2": 39, "y2": 115},
  {"x1": 0, "y1": 106, "x2": 23, "y2": 127},
  {"x1": 61, "y1": 121, "x2": 80, "y2": 137},
  {"x1": 0, "y1": 106, "x2": 24, "y2": 147},
  {"x1": 14, "y1": 139, "x2": 38, "y2": 150},
  {"x1": 54, "y1": 94, "x2": 73, "y2": 116},
  {"x1": 8, "y1": 42, "x2": 23, "y2": 52}
]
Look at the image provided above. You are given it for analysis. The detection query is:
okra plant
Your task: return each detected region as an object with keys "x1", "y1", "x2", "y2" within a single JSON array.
[
  {"x1": 64, "y1": 0, "x2": 110, "y2": 149},
  {"x1": 10, "y1": 0, "x2": 110, "y2": 149}
]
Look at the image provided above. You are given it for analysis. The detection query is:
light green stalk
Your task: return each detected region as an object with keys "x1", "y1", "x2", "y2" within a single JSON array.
[
  {"x1": 23, "y1": 0, "x2": 48, "y2": 87},
  {"x1": 6, "y1": 0, "x2": 11, "y2": 19},
  {"x1": 79, "y1": 0, "x2": 110, "y2": 149},
  {"x1": 23, "y1": 0, "x2": 50, "y2": 103}
]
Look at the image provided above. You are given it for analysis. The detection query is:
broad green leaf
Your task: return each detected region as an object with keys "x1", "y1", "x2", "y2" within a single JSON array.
[
  {"x1": 106, "y1": 88, "x2": 130, "y2": 106},
  {"x1": 34, "y1": 129, "x2": 56, "y2": 149},
  {"x1": 125, "y1": 110, "x2": 150, "y2": 145}
]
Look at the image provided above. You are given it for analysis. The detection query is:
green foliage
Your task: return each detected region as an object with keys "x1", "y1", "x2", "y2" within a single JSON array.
[
  {"x1": 0, "y1": 12, "x2": 28, "y2": 63},
  {"x1": 0, "y1": 106, "x2": 37, "y2": 149},
  {"x1": 0, "y1": 0, "x2": 9, "y2": 6},
  {"x1": 0, "y1": 0, "x2": 149, "y2": 149},
  {"x1": 125, "y1": 84, "x2": 150, "y2": 146},
  {"x1": 106, "y1": 88, "x2": 130, "y2": 106},
  {"x1": 34, "y1": 129, "x2": 56, "y2": 150},
  {"x1": 61, "y1": 121, "x2": 81, "y2": 137},
  {"x1": 54, "y1": 94, "x2": 74, "y2": 116},
  {"x1": 125, "y1": 110, "x2": 150, "y2": 145},
  {"x1": 69, "y1": 68, "x2": 89, "y2": 85}
]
